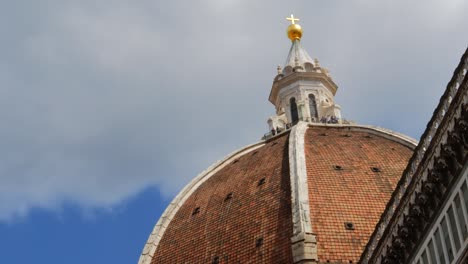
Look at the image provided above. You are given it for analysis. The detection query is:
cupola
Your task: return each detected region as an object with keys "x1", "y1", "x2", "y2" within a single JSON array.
[{"x1": 268, "y1": 15, "x2": 342, "y2": 132}]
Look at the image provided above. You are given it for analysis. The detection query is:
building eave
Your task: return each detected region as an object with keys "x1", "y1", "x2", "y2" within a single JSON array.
[{"x1": 360, "y1": 46, "x2": 468, "y2": 264}]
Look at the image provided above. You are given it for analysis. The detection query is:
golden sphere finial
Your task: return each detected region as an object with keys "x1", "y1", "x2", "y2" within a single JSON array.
[{"x1": 286, "y1": 14, "x2": 302, "y2": 41}]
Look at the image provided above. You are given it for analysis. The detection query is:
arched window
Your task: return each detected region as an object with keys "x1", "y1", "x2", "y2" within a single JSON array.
[
  {"x1": 290, "y1": 97, "x2": 299, "y2": 123},
  {"x1": 308, "y1": 94, "x2": 318, "y2": 121}
]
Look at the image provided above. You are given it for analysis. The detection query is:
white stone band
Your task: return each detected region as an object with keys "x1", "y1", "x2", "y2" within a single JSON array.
[
  {"x1": 288, "y1": 121, "x2": 318, "y2": 263},
  {"x1": 289, "y1": 121, "x2": 313, "y2": 236}
]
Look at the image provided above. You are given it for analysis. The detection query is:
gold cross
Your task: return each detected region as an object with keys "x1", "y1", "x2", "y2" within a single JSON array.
[{"x1": 286, "y1": 14, "x2": 300, "y2": 25}]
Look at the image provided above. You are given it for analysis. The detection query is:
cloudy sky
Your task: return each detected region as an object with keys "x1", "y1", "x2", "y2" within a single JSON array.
[{"x1": 0, "y1": 0, "x2": 467, "y2": 263}]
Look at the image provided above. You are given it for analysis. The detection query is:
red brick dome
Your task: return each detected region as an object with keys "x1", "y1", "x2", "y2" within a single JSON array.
[{"x1": 139, "y1": 124, "x2": 415, "y2": 264}]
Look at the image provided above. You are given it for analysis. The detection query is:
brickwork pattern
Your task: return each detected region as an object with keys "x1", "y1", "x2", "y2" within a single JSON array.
[
  {"x1": 304, "y1": 127, "x2": 413, "y2": 263},
  {"x1": 152, "y1": 133, "x2": 294, "y2": 264}
]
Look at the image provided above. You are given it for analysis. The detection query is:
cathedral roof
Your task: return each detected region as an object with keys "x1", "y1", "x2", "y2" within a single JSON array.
[
  {"x1": 139, "y1": 124, "x2": 416, "y2": 264},
  {"x1": 148, "y1": 133, "x2": 294, "y2": 263},
  {"x1": 304, "y1": 126, "x2": 413, "y2": 262}
]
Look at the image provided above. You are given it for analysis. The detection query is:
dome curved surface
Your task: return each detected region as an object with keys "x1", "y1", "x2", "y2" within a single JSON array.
[
  {"x1": 139, "y1": 123, "x2": 417, "y2": 264},
  {"x1": 150, "y1": 133, "x2": 294, "y2": 263},
  {"x1": 304, "y1": 126, "x2": 414, "y2": 263}
]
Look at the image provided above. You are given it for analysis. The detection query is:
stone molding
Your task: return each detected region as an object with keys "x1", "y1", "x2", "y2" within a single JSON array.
[
  {"x1": 137, "y1": 141, "x2": 266, "y2": 264},
  {"x1": 289, "y1": 121, "x2": 318, "y2": 263}
]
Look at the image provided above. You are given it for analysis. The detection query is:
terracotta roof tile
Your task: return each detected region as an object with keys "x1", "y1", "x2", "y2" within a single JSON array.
[
  {"x1": 151, "y1": 133, "x2": 293, "y2": 264},
  {"x1": 304, "y1": 126, "x2": 413, "y2": 263}
]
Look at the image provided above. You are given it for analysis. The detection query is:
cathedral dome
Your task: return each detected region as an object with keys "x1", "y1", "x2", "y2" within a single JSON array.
[
  {"x1": 138, "y1": 16, "x2": 418, "y2": 264},
  {"x1": 139, "y1": 124, "x2": 416, "y2": 264}
]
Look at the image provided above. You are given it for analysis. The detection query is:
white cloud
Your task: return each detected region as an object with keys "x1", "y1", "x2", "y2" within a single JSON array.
[
  {"x1": 0, "y1": 0, "x2": 466, "y2": 221},
  {"x1": 25, "y1": 3, "x2": 164, "y2": 76}
]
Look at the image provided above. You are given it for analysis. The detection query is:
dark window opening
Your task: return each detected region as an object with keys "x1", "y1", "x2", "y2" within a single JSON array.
[
  {"x1": 333, "y1": 165, "x2": 343, "y2": 171},
  {"x1": 290, "y1": 97, "x2": 299, "y2": 123},
  {"x1": 256, "y1": 237, "x2": 264, "y2": 248},
  {"x1": 257, "y1": 178, "x2": 266, "y2": 186},
  {"x1": 308, "y1": 94, "x2": 318, "y2": 121},
  {"x1": 345, "y1": 222, "x2": 355, "y2": 230},
  {"x1": 224, "y1": 192, "x2": 233, "y2": 202},
  {"x1": 192, "y1": 207, "x2": 200, "y2": 216},
  {"x1": 212, "y1": 256, "x2": 220, "y2": 264},
  {"x1": 371, "y1": 167, "x2": 381, "y2": 172}
]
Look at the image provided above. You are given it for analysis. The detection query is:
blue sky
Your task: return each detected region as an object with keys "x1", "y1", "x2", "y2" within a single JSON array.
[{"x1": 0, "y1": 1, "x2": 467, "y2": 263}]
